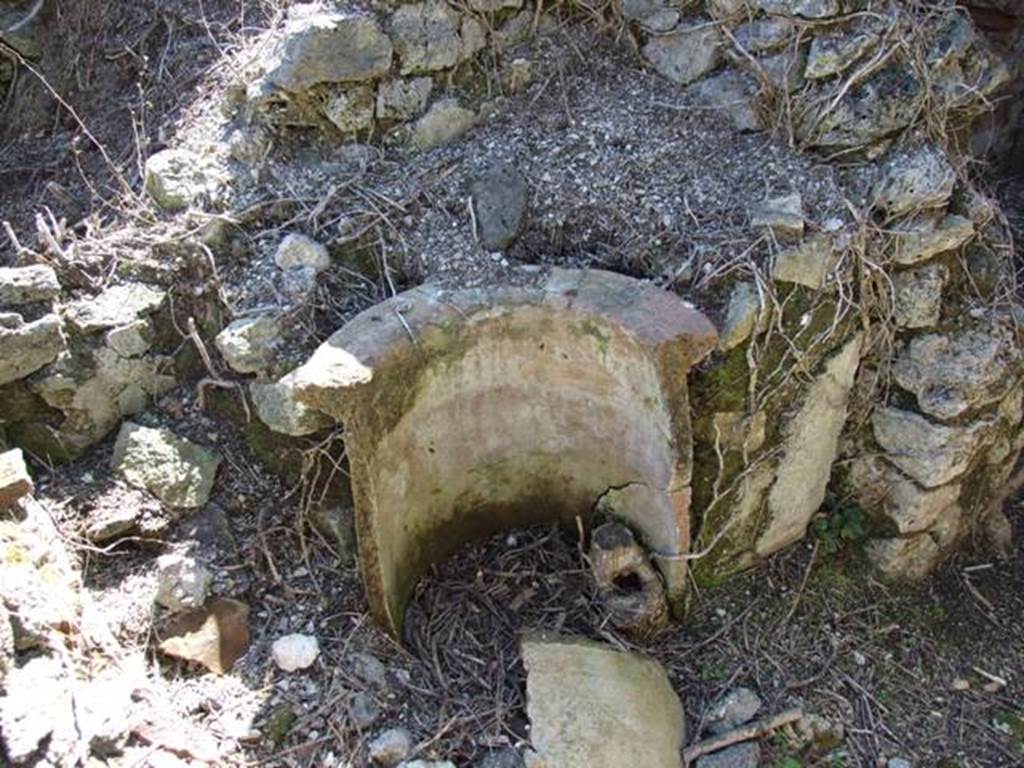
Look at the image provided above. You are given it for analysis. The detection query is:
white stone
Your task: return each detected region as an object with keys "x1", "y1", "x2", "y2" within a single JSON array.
[
  {"x1": 275, "y1": 233, "x2": 331, "y2": 272},
  {"x1": 145, "y1": 149, "x2": 216, "y2": 211},
  {"x1": 271, "y1": 633, "x2": 320, "y2": 672},
  {"x1": 155, "y1": 553, "x2": 212, "y2": 611},
  {"x1": 757, "y1": 335, "x2": 862, "y2": 555},
  {"x1": 215, "y1": 315, "x2": 281, "y2": 374}
]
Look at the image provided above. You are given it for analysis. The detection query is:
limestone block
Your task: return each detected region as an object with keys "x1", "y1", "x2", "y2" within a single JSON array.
[
  {"x1": 892, "y1": 263, "x2": 947, "y2": 328},
  {"x1": 0, "y1": 313, "x2": 65, "y2": 385},
  {"x1": 111, "y1": 423, "x2": 221, "y2": 508},
  {"x1": 0, "y1": 265, "x2": 60, "y2": 306},
  {"x1": 892, "y1": 326, "x2": 1015, "y2": 421},
  {"x1": 264, "y1": 8, "x2": 392, "y2": 92},
  {"x1": 891, "y1": 214, "x2": 974, "y2": 265},
  {"x1": 756, "y1": 335, "x2": 862, "y2": 555},
  {"x1": 642, "y1": 24, "x2": 722, "y2": 85}
]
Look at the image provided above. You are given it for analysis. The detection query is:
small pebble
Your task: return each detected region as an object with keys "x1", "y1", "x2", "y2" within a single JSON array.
[
  {"x1": 369, "y1": 727, "x2": 413, "y2": 766},
  {"x1": 271, "y1": 634, "x2": 319, "y2": 672}
]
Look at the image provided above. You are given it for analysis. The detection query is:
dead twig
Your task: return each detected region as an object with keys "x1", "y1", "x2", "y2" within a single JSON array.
[{"x1": 684, "y1": 708, "x2": 804, "y2": 764}]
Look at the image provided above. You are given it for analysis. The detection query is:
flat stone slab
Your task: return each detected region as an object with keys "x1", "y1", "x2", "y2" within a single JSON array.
[
  {"x1": 65, "y1": 283, "x2": 166, "y2": 334},
  {"x1": 289, "y1": 268, "x2": 716, "y2": 636},
  {"x1": 521, "y1": 634, "x2": 685, "y2": 768}
]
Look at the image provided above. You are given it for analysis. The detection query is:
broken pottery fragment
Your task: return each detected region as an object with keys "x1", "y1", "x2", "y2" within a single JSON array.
[
  {"x1": 521, "y1": 634, "x2": 685, "y2": 768},
  {"x1": 289, "y1": 268, "x2": 716, "y2": 636},
  {"x1": 157, "y1": 597, "x2": 250, "y2": 674}
]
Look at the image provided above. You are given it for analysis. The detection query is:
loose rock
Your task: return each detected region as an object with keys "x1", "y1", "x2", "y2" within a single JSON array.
[
  {"x1": 705, "y1": 687, "x2": 763, "y2": 734},
  {"x1": 872, "y1": 407, "x2": 991, "y2": 488},
  {"x1": 772, "y1": 233, "x2": 837, "y2": 289},
  {"x1": 274, "y1": 233, "x2": 331, "y2": 272},
  {"x1": 271, "y1": 633, "x2": 320, "y2": 672},
  {"x1": 758, "y1": 335, "x2": 862, "y2": 554},
  {"x1": 892, "y1": 327, "x2": 1014, "y2": 420},
  {"x1": 0, "y1": 265, "x2": 60, "y2": 306},
  {"x1": 369, "y1": 727, "x2": 414, "y2": 765},
  {"x1": 732, "y1": 18, "x2": 793, "y2": 53},
  {"x1": 86, "y1": 505, "x2": 139, "y2": 543},
  {"x1": 324, "y1": 85, "x2": 376, "y2": 133},
  {"x1": 642, "y1": 25, "x2": 722, "y2": 85},
  {"x1": 377, "y1": 77, "x2": 434, "y2": 121},
  {"x1": 805, "y1": 29, "x2": 879, "y2": 79},
  {"x1": 106, "y1": 319, "x2": 155, "y2": 358},
  {"x1": 111, "y1": 423, "x2": 222, "y2": 508},
  {"x1": 411, "y1": 98, "x2": 477, "y2": 150},
  {"x1": 251, "y1": 375, "x2": 333, "y2": 436},
  {"x1": 0, "y1": 313, "x2": 66, "y2": 385},
  {"x1": 470, "y1": 161, "x2": 529, "y2": 251},
  {"x1": 145, "y1": 149, "x2": 217, "y2": 211},
  {"x1": 215, "y1": 315, "x2": 282, "y2": 374},
  {"x1": 155, "y1": 553, "x2": 212, "y2": 611},
  {"x1": 390, "y1": 1, "x2": 465, "y2": 75},
  {"x1": 717, "y1": 281, "x2": 761, "y2": 352},
  {"x1": 264, "y1": 8, "x2": 393, "y2": 92},
  {"x1": 892, "y1": 214, "x2": 974, "y2": 265},
  {"x1": 157, "y1": 597, "x2": 251, "y2": 674}
]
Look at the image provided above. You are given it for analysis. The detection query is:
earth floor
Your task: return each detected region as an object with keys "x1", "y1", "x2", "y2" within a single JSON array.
[{"x1": 32, "y1": 397, "x2": 1024, "y2": 767}]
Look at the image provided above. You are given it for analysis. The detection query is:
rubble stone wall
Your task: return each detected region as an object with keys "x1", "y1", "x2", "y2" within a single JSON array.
[{"x1": 2, "y1": 0, "x2": 1022, "y2": 585}]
